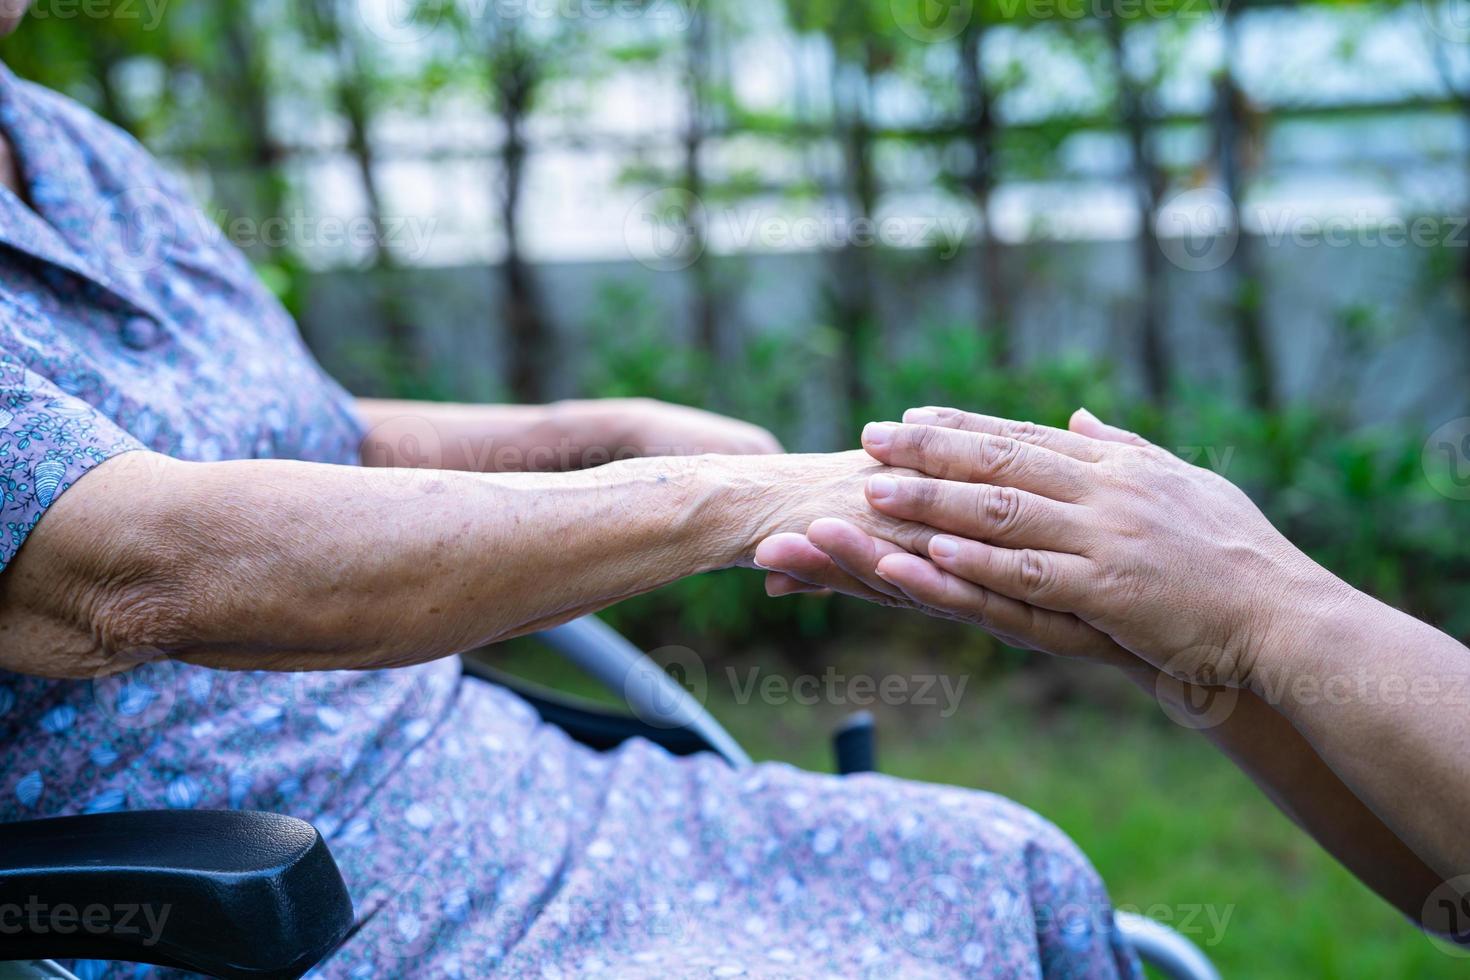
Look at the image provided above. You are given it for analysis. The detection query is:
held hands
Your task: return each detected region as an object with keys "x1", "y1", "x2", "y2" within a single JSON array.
[
  {"x1": 757, "y1": 407, "x2": 1347, "y2": 689},
  {"x1": 712, "y1": 450, "x2": 936, "y2": 581}
]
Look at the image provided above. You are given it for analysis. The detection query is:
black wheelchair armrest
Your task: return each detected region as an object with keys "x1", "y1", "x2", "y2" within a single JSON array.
[{"x1": 0, "y1": 809, "x2": 353, "y2": 980}]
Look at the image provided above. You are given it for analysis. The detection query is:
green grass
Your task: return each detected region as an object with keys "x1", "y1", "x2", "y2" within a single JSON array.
[{"x1": 484, "y1": 637, "x2": 1462, "y2": 979}]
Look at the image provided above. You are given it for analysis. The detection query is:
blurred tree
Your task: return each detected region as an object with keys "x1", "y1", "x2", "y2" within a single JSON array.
[
  {"x1": 441, "y1": 3, "x2": 592, "y2": 403},
  {"x1": 780, "y1": 0, "x2": 893, "y2": 429},
  {"x1": 1424, "y1": 0, "x2": 1470, "y2": 308},
  {"x1": 296, "y1": 0, "x2": 421, "y2": 386},
  {"x1": 1105, "y1": 9, "x2": 1171, "y2": 401},
  {"x1": 1212, "y1": 11, "x2": 1275, "y2": 412},
  {"x1": 209, "y1": 0, "x2": 288, "y2": 250},
  {"x1": 0, "y1": 0, "x2": 156, "y2": 136},
  {"x1": 682, "y1": 0, "x2": 718, "y2": 369},
  {"x1": 958, "y1": 9, "x2": 1011, "y2": 365}
]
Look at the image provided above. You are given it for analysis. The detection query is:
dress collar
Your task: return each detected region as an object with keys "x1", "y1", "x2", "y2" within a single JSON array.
[{"x1": 0, "y1": 60, "x2": 165, "y2": 321}]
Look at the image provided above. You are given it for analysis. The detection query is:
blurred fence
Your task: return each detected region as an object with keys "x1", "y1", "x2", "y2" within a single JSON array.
[
  {"x1": 304, "y1": 238, "x2": 1469, "y2": 443},
  {"x1": 4, "y1": 0, "x2": 1468, "y2": 423}
]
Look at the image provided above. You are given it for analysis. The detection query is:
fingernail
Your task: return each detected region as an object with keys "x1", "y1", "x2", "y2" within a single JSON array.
[
  {"x1": 903, "y1": 408, "x2": 938, "y2": 425},
  {"x1": 930, "y1": 536, "x2": 959, "y2": 559},
  {"x1": 862, "y1": 421, "x2": 897, "y2": 449},
  {"x1": 867, "y1": 475, "x2": 898, "y2": 500},
  {"x1": 1075, "y1": 406, "x2": 1101, "y2": 424}
]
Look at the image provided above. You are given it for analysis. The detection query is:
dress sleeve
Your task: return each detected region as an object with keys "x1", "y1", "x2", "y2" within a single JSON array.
[{"x1": 0, "y1": 350, "x2": 144, "y2": 574}]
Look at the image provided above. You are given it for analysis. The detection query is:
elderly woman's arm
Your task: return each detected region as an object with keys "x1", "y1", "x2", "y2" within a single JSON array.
[
  {"x1": 0, "y1": 449, "x2": 924, "y2": 679},
  {"x1": 356, "y1": 397, "x2": 783, "y2": 472}
]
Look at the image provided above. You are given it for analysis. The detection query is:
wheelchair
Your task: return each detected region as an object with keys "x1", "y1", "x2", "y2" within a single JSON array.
[{"x1": 4, "y1": 617, "x2": 1219, "y2": 980}]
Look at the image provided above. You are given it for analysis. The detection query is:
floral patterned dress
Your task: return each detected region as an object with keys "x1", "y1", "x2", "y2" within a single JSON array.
[{"x1": 0, "y1": 61, "x2": 1139, "y2": 979}]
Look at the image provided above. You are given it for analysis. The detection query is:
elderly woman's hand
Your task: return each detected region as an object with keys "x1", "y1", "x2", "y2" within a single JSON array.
[{"x1": 712, "y1": 450, "x2": 933, "y2": 576}]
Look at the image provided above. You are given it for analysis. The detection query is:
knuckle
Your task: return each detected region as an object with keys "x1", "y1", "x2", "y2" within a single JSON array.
[
  {"x1": 912, "y1": 424, "x2": 942, "y2": 459},
  {"x1": 883, "y1": 518, "x2": 927, "y2": 555},
  {"x1": 957, "y1": 583, "x2": 992, "y2": 626},
  {"x1": 983, "y1": 485, "x2": 1023, "y2": 533},
  {"x1": 1100, "y1": 561, "x2": 1146, "y2": 606},
  {"x1": 1123, "y1": 429, "x2": 1152, "y2": 448},
  {"x1": 1017, "y1": 549, "x2": 1053, "y2": 594},
  {"x1": 1012, "y1": 602, "x2": 1041, "y2": 641},
  {"x1": 1005, "y1": 418, "x2": 1040, "y2": 444},
  {"x1": 978, "y1": 434, "x2": 1020, "y2": 474}
]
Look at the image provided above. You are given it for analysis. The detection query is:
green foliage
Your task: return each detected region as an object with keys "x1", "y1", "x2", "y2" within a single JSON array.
[{"x1": 566, "y1": 279, "x2": 1470, "y2": 654}]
